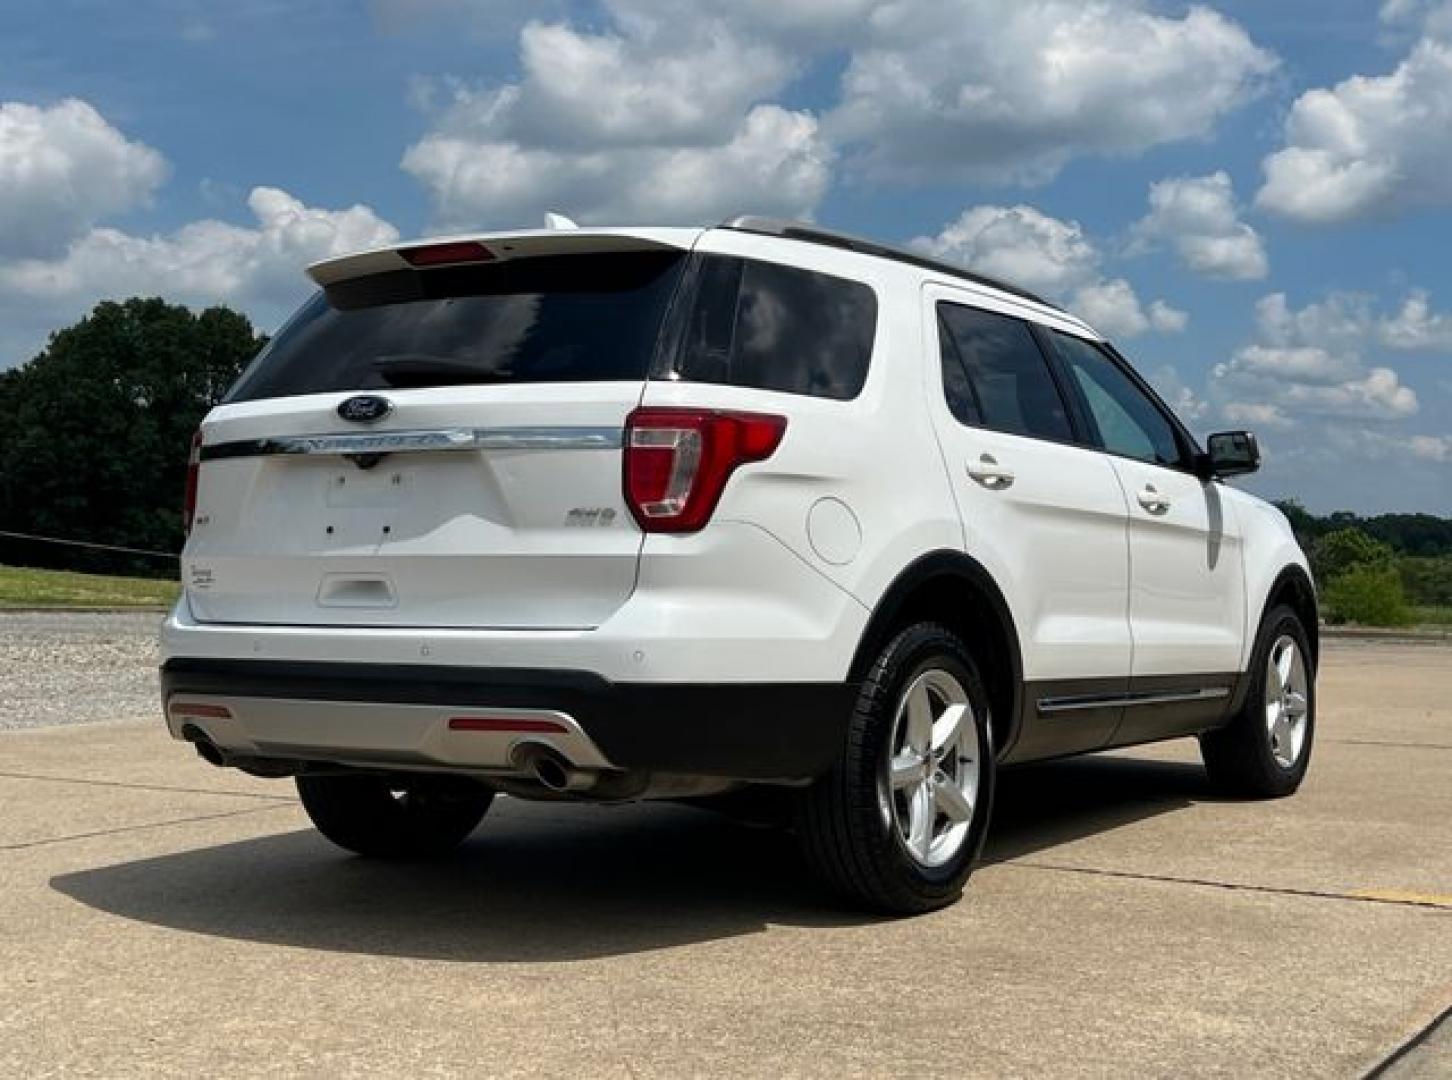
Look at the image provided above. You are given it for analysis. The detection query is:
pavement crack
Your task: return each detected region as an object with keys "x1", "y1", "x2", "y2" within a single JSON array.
[
  {"x1": 1010, "y1": 860, "x2": 1452, "y2": 911},
  {"x1": 1324, "y1": 738, "x2": 1452, "y2": 751},
  {"x1": 1364, "y1": 1002, "x2": 1452, "y2": 1078},
  {"x1": 0, "y1": 768, "x2": 293, "y2": 801},
  {"x1": 0, "y1": 803, "x2": 292, "y2": 852}
]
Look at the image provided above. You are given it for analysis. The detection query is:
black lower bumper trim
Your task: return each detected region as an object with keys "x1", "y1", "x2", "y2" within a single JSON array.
[{"x1": 160, "y1": 658, "x2": 855, "y2": 781}]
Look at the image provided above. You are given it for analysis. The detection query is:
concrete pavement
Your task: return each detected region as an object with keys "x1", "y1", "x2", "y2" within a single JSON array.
[{"x1": 0, "y1": 638, "x2": 1448, "y2": 1077}]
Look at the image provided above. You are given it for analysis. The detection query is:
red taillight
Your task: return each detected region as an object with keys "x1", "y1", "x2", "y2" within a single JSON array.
[
  {"x1": 183, "y1": 429, "x2": 202, "y2": 536},
  {"x1": 623, "y1": 408, "x2": 787, "y2": 533},
  {"x1": 399, "y1": 241, "x2": 495, "y2": 267}
]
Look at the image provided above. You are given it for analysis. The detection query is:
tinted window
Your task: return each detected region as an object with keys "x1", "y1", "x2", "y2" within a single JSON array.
[
  {"x1": 669, "y1": 256, "x2": 876, "y2": 400},
  {"x1": 937, "y1": 303, "x2": 1072, "y2": 441},
  {"x1": 226, "y1": 251, "x2": 686, "y2": 402},
  {"x1": 1050, "y1": 332, "x2": 1184, "y2": 467},
  {"x1": 937, "y1": 311, "x2": 983, "y2": 426}
]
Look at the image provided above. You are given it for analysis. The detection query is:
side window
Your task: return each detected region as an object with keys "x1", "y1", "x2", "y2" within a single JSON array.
[
  {"x1": 672, "y1": 255, "x2": 877, "y2": 400},
  {"x1": 937, "y1": 310, "x2": 983, "y2": 425},
  {"x1": 937, "y1": 302, "x2": 1073, "y2": 441},
  {"x1": 1049, "y1": 332, "x2": 1184, "y2": 467}
]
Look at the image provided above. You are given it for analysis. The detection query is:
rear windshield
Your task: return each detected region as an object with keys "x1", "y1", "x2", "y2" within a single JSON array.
[{"x1": 226, "y1": 251, "x2": 686, "y2": 402}]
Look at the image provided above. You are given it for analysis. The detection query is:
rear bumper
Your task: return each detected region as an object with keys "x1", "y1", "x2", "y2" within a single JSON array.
[{"x1": 161, "y1": 658, "x2": 855, "y2": 781}]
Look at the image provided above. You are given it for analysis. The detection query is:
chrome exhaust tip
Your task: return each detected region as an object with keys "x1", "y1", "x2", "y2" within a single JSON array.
[{"x1": 517, "y1": 745, "x2": 597, "y2": 793}]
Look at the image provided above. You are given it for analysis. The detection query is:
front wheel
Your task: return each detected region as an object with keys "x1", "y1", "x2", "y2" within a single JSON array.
[
  {"x1": 296, "y1": 773, "x2": 493, "y2": 858},
  {"x1": 1200, "y1": 604, "x2": 1316, "y2": 798},
  {"x1": 796, "y1": 622, "x2": 995, "y2": 914}
]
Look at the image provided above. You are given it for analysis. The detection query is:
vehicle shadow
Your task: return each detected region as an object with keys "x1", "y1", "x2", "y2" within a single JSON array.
[{"x1": 50, "y1": 753, "x2": 1214, "y2": 963}]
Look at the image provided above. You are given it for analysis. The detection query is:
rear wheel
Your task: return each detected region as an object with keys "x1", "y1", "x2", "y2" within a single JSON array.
[
  {"x1": 296, "y1": 773, "x2": 493, "y2": 858},
  {"x1": 796, "y1": 622, "x2": 995, "y2": 914},
  {"x1": 1200, "y1": 605, "x2": 1315, "y2": 798}
]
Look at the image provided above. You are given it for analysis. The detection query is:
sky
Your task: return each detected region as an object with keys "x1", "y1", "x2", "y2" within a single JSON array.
[{"x1": 1, "y1": 0, "x2": 1449, "y2": 514}]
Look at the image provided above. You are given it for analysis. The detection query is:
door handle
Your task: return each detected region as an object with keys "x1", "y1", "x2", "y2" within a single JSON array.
[
  {"x1": 1137, "y1": 484, "x2": 1171, "y2": 514},
  {"x1": 967, "y1": 453, "x2": 1015, "y2": 490}
]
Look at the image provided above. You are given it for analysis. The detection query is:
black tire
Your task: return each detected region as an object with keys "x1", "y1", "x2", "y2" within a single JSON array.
[
  {"x1": 796, "y1": 622, "x2": 996, "y2": 915},
  {"x1": 1200, "y1": 604, "x2": 1316, "y2": 798},
  {"x1": 295, "y1": 773, "x2": 493, "y2": 858}
]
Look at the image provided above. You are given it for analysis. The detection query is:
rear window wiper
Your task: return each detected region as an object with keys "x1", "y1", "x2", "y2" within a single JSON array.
[{"x1": 371, "y1": 355, "x2": 517, "y2": 388}]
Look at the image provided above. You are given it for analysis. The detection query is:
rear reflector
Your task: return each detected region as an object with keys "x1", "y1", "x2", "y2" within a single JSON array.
[
  {"x1": 624, "y1": 407, "x2": 787, "y2": 533},
  {"x1": 399, "y1": 241, "x2": 495, "y2": 267},
  {"x1": 168, "y1": 701, "x2": 233, "y2": 720},
  {"x1": 447, "y1": 716, "x2": 570, "y2": 734}
]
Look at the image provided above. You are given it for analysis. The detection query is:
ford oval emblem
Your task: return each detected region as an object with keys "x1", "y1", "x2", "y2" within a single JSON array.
[{"x1": 336, "y1": 395, "x2": 393, "y2": 424}]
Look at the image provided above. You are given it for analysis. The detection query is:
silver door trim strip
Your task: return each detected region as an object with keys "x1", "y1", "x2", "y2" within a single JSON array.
[
  {"x1": 1037, "y1": 686, "x2": 1230, "y2": 715},
  {"x1": 200, "y1": 426, "x2": 623, "y2": 461}
]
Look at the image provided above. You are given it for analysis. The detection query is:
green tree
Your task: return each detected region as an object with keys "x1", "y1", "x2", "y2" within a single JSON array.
[
  {"x1": 1310, "y1": 527, "x2": 1394, "y2": 584},
  {"x1": 0, "y1": 298, "x2": 265, "y2": 575},
  {"x1": 1322, "y1": 564, "x2": 1412, "y2": 627}
]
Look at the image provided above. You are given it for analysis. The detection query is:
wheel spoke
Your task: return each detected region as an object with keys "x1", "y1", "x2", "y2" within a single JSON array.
[
  {"x1": 907, "y1": 783, "x2": 934, "y2": 858},
  {"x1": 905, "y1": 680, "x2": 934, "y2": 754},
  {"x1": 935, "y1": 779, "x2": 975, "y2": 824},
  {"x1": 1275, "y1": 642, "x2": 1295, "y2": 689},
  {"x1": 931, "y1": 703, "x2": 971, "y2": 756},
  {"x1": 890, "y1": 752, "x2": 924, "y2": 790},
  {"x1": 1270, "y1": 714, "x2": 1292, "y2": 759}
]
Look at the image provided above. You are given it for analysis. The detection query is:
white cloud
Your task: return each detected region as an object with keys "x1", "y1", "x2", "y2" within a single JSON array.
[
  {"x1": 501, "y1": 20, "x2": 792, "y2": 149},
  {"x1": 404, "y1": 103, "x2": 830, "y2": 228},
  {"x1": 401, "y1": 15, "x2": 830, "y2": 227},
  {"x1": 1212, "y1": 292, "x2": 1421, "y2": 424},
  {"x1": 1257, "y1": 34, "x2": 1452, "y2": 223},
  {"x1": 1380, "y1": 0, "x2": 1452, "y2": 38},
  {"x1": 1222, "y1": 401, "x2": 1293, "y2": 429},
  {"x1": 604, "y1": 0, "x2": 876, "y2": 45},
  {"x1": 1070, "y1": 279, "x2": 1154, "y2": 339},
  {"x1": 1380, "y1": 290, "x2": 1452, "y2": 349},
  {"x1": 910, "y1": 204, "x2": 1097, "y2": 294},
  {"x1": 826, "y1": 1, "x2": 1275, "y2": 185},
  {"x1": 911, "y1": 204, "x2": 1184, "y2": 338},
  {"x1": 1408, "y1": 433, "x2": 1452, "y2": 461},
  {"x1": 1254, "y1": 291, "x2": 1374, "y2": 350},
  {"x1": 0, "y1": 99, "x2": 168, "y2": 258},
  {"x1": 1279, "y1": 367, "x2": 1418, "y2": 419},
  {"x1": 0, "y1": 187, "x2": 398, "y2": 364},
  {"x1": 1216, "y1": 344, "x2": 1360, "y2": 385},
  {"x1": 1148, "y1": 299, "x2": 1190, "y2": 334},
  {"x1": 1131, "y1": 171, "x2": 1268, "y2": 280}
]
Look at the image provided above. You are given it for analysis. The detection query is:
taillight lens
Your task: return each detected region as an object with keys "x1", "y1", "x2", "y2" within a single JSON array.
[
  {"x1": 183, "y1": 429, "x2": 202, "y2": 536},
  {"x1": 624, "y1": 408, "x2": 786, "y2": 533}
]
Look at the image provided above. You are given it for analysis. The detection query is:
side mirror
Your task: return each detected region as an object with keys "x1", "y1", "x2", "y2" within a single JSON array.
[{"x1": 1202, "y1": 430, "x2": 1261, "y2": 478}]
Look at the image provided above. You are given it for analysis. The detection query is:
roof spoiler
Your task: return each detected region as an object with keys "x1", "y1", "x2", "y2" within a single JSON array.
[{"x1": 307, "y1": 228, "x2": 695, "y2": 288}]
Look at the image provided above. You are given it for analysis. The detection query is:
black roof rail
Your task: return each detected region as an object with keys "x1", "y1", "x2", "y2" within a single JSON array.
[{"x1": 718, "y1": 216, "x2": 1062, "y2": 311}]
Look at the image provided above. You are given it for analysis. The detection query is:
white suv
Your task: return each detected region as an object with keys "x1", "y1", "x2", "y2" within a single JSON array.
[{"x1": 161, "y1": 217, "x2": 1318, "y2": 913}]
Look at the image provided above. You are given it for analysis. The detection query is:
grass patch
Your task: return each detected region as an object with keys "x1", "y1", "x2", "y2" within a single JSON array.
[
  {"x1": 1412, "y1": 605, "x2": 1452, "y2": 627},
  {"x1": 0, "y1": 564, "x2": 179, "y2": 608}
]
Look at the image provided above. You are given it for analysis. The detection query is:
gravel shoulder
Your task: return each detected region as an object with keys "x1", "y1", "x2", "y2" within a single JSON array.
[{"x1": 1, "y1": 611, "x2": 163, "y2": 730}]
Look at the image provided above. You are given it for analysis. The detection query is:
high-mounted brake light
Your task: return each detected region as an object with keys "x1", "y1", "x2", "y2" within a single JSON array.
[
  {"x1": 183, "y1": 429, "x2": 203, "y2": 536},
  {"x1": 624, "y1": 408, "x2": 787, "y2": 533},
  {"x1": 399, "y1": 241, "x2": 496, "y2": 267}
]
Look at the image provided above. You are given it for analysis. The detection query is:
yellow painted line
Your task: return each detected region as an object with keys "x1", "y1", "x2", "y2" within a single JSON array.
[{"x1": 1348, "y1": 888, "x2": 1452, "y2": 909}]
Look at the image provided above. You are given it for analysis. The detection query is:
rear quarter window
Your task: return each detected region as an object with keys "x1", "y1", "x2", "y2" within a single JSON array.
[{"x1": 665, "y1": 255, "x2": 877, "y2": 401}]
